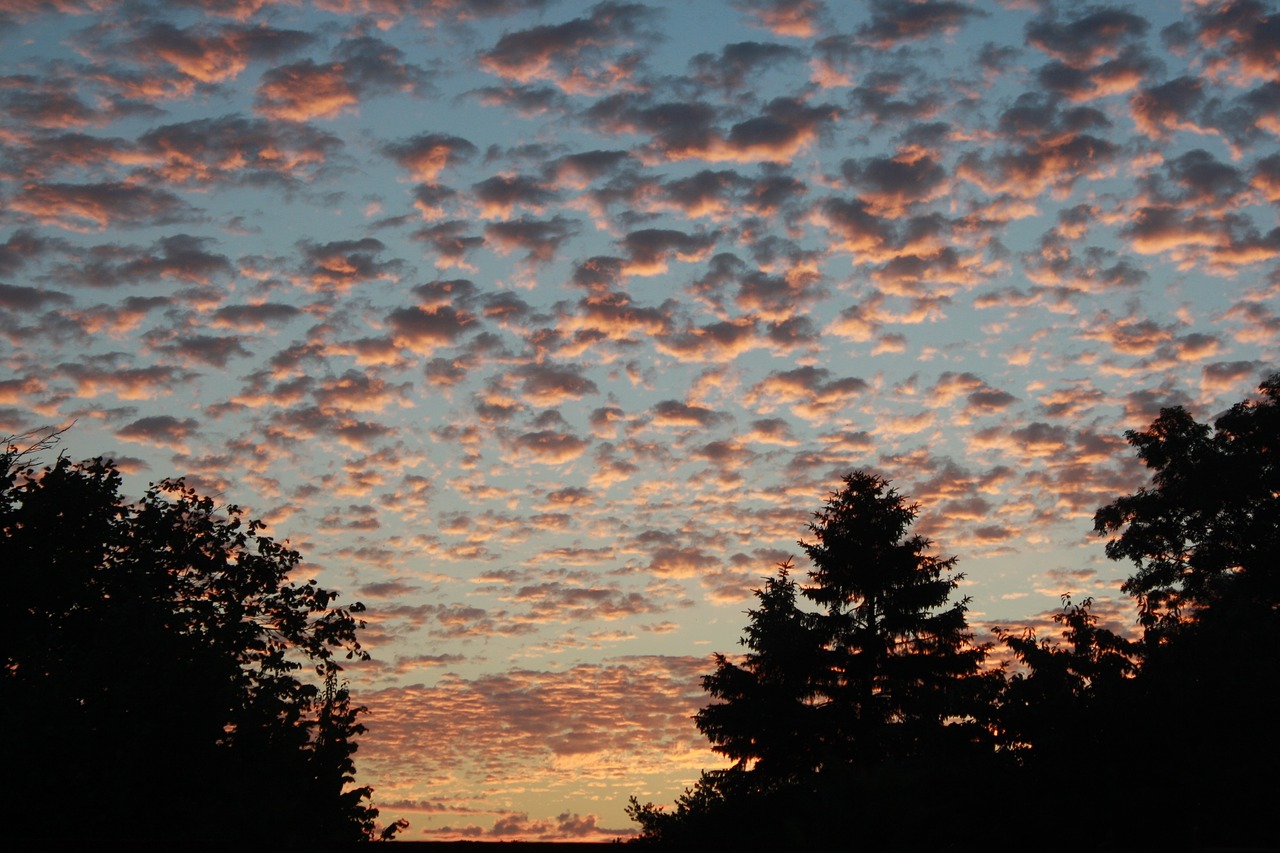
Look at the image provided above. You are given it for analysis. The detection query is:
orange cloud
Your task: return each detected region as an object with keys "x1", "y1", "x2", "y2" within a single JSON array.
[{"x1": 256, "y1": 60, "x2": 357, "y2": 120}]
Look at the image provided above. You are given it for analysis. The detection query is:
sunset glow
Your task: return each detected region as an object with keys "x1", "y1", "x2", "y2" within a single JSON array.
[{"x1": 2, "y1": 0, "x2": 1278, "y2": 842}]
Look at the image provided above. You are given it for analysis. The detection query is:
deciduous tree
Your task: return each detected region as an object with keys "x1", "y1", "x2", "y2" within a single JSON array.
[
  {"x1": 1092, "y1": 374, "x2": 1280, "y2": 847},
  {"x1": 1094, "y1": 374, "x2": 1280, "y2": 632},
  {"x1": 1, "y1": 446, "x2": 392, "y2": 843}
]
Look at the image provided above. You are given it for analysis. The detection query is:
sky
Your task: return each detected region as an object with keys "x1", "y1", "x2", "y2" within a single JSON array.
[{"x1": 2, "y1": 0, "x2": 1278, "y2": 841}]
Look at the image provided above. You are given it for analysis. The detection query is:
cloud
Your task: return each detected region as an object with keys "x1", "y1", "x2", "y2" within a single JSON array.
[
  {"x1": 407, "y1": 184, "x2": 461, "y2": 221},
  {"x1": 956, "y1": 95, "x2": 1119, "y2": 199},
  {"x1": 733, "y1": 0, "x2": 826, "y2": 37},
  {"x1": 478, "y1": 1, "x2": 658, "y2": 93},
  {"x1": 848, "y1": 71, "x2": 945, "y2": 126},
  {"x1": 841, "y1": 146, "x2": 949, "y2": 217},
  {"x1": 1182, "y1": 0, "x2": 1280, "y2": 84},
  {"x1": 1253, "y1": 153, "x2": 1280, "y2": 201},
  {"x1": 689, "y1": 41, "x2": 803, "y2": 91},
  {"x1": 647, "y1": 545, "x2": 718, "y2": 579},
  {"x1": 1201, "y1": 359, "x2": 1261, "y2": 393},
  {"x1": 811, "y1": 199, "x2": 908, "y2": 263},
  {"x1": 0, "y1": 282, "x2": 71, "y2": 311},
  {"x1": 461, "y1": 810, "x2": 631, "y2": 841},
  {"x1": 299, "y1": 238, "x2": 401, "y2": 289},
  {"x1": 467, "y1": 82, "x2": 565, "y2": 116},
  {"x1": 656, "y1": 317, "x2": 759, "y2": 362},
  {"x1": 650, "y1": 170, "x2": 745, "y2": 219},
  {"x1": 544, "y1": 148, "x2": 633, "y2": 189},
  {"x1": 857, "y1": 0, "x2": 987, "y2": 49},
  {"x1": 1130, "y1": 76, "x2": 1210, "y2": 138},
  {"x1": 255, "y1": 36, "x2": 428, "y2": 121},
  {"x1": 60, "y1": 358, "x2": 198, "y2": 402},
  {"x1": 737, "y1": 263, "x2": 823, "y2": 320},
  {"x1": 255, "y1": 60, "x2": 358, "y2": 121},
  {"x1": 387, "y1": 304, "x2": 479, "y2": 354},
  {"x1": 392, "y1": 653, "x2": 466, "y2": 674},
  {"x1": 146, "y1": 332, "x2": 251, "y2": 368},
  {"x1": 413, "y1": 220, "x2": 486, "y2": 268},
  {"x1": 313, "y1": 370, "x2": 413, "y2": 414},
  {"x1": 1025, "y1": 7, "x2": 1149, "y2": 68},
  {"x1": 1120, "y1": 205, "x2": 1280, "y2": 270},
  {"x1": 383, "y1": 133, "x2": 478, "y2": 183},
  {"x1": 1036, "y1": 44, "x2": 1154, "y2": 102},
  {"x1": 743, "y1": 417, "x2": 799, "y2": 446},
  {"x1": 512, "y1": 429, "x2": 590, "y2": 463},
  {"x1": 52, "y1": 234, "x2": 232, "y2": 288},
  {"x1": 124, "y1": 20, "x2": 314, "y2": 83},
  {"x1": 513, "y1": 363, "x2": 599, "y2": 407},
  {"x1": 586, "y1": 94, "x2": 839, "y2": 164},
  {"x1": 211, "y1": 302, "x2": 303, "y2": 332},
  {"x1": 649, "y1": 400, "x2": 729, "y2": 429},
  {"x1": 0, "y1": 229, "x2": 62, "y2": 277},
  {"x1": 507, "y1": 581, "x2": 660, "y2": 622},
  {"x1": 696, "y1": 96, "x2": 842, "y2": 163},
  {"x1": 484, "y1": 216, "x2": 578, "y2": 265},
  {"x1": 927, "y1": 372, "x2": 1019, "y2": 419},
  {"x1": 746, "y1": 366, "x2": 868, "y2": 422},
  {"x1": 115, "y1": 414, "x2": 201, "y2": 451},
  {"x1": 133, "y1": 115, "x2": 341, "y2": 187},
  {"x1": 620, "y1": 228, "x2": 719, "y2": 275},
  {"x1": 1140, "y1": 148, "x2": 1248, "y2": 214},
  {"x1": 0, "y1": 71, "x2": 152, "y2": 129},
  {"x1": 471, "y1": 174, "x2": 560, "y2": 219},
  {"x1": 10, "y1": 181, "x2": 196, "y2": 230},
  {"x1": 358, "y1": 656, "x2": 708, "y2": 837}
]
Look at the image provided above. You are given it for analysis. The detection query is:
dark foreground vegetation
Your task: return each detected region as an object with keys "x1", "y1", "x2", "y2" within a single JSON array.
[
  {"x1": 4, "y1": 375, "x2": 1275, "y2": 848},
  {"x1": 629, "y1": 375, "x2": 1280, "y2": 850},
  {"x1": 1, "y1": 433, "x2": 404, "y2": 845}
]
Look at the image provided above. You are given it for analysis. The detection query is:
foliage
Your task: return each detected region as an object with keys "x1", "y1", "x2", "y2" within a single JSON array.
[
  {"x1": 994, "y1": 596, "x2": 1136, "y2": 762},
  {"x1": 1090, "y1": 374, "x2": 1280, "y2": 846},
  {"x1": 1, "y1": 447, "x2": 392, "y2": 843},
  {"x1": 639, "y1": 473, "x2": 996, "y2": 844},
  {"x1": 633, "y1": 379, "x2": 1280, "y2": 847},
  {"x1": 695, "y1": 562, "x2": 827, "y2": 789},
  {"x1": 798, "y1": 472, "x2": 993, "y2": 767},
  {"x1": 626, "y1": 771, "x2": 736, "y2": 847},
  {"x1": 1094, "y1": 374, "x2": 1280, "y2": 632}
]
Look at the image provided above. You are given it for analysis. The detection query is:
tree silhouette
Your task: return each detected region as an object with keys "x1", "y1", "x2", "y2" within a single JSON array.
[
  {"x1": 695, "y1": 562, "x2": 827, "y2": 791},
  {"x1": 633, "y1": 379, "x2": 1280, "y2": 846},
  {"x1": 1, "y1": 448, "x2": 394, "y2": 843},
  {"x1": 1090, "y1": 374, "x2": 1280, "y2": 847},
  {"x1": 799, "y1": 472, "x2": 993, "y2": 770},
  {"x1": 991, "y1": 596, "x2": 1138, "y2": 842},
  {"x1": 1095, "y1": 373, "x2": 1280, "y2": 632},
  {"x1": 631, "y1": 473, "x2": 996, "y2": 845},
  {"x1": 994, "y1": 596, "x2": 1136, "y2": 762}
]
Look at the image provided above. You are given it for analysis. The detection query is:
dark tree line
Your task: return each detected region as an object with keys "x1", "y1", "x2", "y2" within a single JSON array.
[
  {"x1": 630, "y1": 375, "x2": 1280, "y2": 849},
  {"x1": 1, "y1": 438, "x2": 403, "y2": 845}
]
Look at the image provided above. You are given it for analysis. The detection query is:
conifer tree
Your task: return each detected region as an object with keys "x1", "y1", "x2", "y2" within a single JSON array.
[
  {"x1": 696, "y1": 562, "x2": 827, "y2": 789},
  {"x1": 633, "y1": 473, "x2": 995, "y2": 844},
  {"x1": 799, "y1": 471, "x2": 992, "y2": 768}
]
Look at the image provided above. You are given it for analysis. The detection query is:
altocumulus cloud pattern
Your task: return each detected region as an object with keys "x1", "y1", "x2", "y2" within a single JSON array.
[{"x1": 1, "y1": 0, "x2": 1278, "y2": 841}]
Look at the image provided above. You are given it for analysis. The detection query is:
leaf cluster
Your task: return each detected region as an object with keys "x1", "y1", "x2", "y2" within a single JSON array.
[{"x1": 1, "y1": 453, "x2": 390, "y2": 843}]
